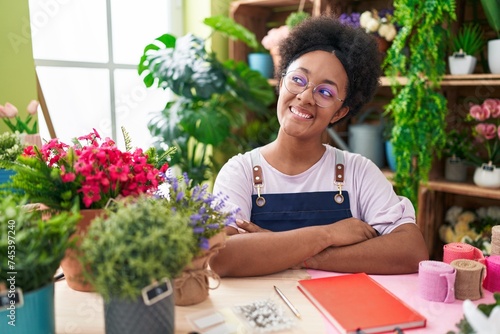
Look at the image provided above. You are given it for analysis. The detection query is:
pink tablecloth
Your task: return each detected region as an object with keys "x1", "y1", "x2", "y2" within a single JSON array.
[{"x1": 307, "y1": 269, "x2": 496, "y2": 333}]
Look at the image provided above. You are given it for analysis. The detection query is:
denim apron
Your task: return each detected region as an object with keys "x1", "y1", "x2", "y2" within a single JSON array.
[{"x1": 250, "y1": 148, "x2": 353, "y2": 232}]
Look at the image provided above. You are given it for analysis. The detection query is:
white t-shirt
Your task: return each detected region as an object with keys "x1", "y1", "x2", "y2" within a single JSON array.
[{"x1": 213, "y1": 144, "x2": 415, "y2": 235}]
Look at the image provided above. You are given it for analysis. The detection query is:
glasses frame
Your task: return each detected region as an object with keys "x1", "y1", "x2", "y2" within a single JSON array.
[{"x1": 281, "y1": 70, "x2": 344, "y2": 108}]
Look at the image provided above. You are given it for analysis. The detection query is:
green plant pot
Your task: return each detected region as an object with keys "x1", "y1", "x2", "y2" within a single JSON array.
[
  {"x1": 104, "y1": 292, "x2": 175, "y2": 334},
  {"x1": 0, "y1": 283, "x2": 55, "y2": 334}
]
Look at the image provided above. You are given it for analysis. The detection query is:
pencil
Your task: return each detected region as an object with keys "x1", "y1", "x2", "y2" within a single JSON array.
[{"x1": 274, "y1": 285, "x2": 302, "y2": 319}]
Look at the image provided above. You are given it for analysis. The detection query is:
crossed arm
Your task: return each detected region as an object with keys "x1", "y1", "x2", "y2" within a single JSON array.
[{"x1": 208, "y1": 218, "x2": 429, "y2": 277}]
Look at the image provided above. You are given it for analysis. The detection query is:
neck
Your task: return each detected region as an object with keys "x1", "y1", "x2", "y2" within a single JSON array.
[{"x1": 261, "y1": 131, "x2": 327, "y2": 175}]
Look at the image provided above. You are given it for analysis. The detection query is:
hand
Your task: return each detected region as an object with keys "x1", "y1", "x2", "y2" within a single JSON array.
[
  {"x1": 328, "y1": 218, "x2": 378, "y2": 247},
  {"x1": 235, "y1": 219, "x2": 270, "y2": 233}
]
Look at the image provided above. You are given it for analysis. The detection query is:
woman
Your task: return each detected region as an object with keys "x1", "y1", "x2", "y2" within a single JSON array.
[{"x1": 209, "y1": 16, "x2": 428, "y2": 277}]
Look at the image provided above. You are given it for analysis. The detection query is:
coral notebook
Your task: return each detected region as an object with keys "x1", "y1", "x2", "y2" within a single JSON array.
[{"x1": 297, "y1": 273, "x2": 426, "y2": 334}]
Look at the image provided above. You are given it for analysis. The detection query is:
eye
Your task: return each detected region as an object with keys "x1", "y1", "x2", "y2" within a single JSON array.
[
  {"x1": 315, "y1": 84, "x2": 336, "y2": 99},
  {"x1": 290, "y1": 74, "x2": 307, "y2": 87}
]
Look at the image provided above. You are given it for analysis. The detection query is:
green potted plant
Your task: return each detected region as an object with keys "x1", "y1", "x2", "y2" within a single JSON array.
[
  {"x1": 480, "y1": 0, "x2": 500, "y2": 73},
  {"x1": 384, "y1": 0, "x2": 456, "y2": 206},
  {"x1": 0, "y1": 195, "x2": 79, "y2": 334},
  {"x1": 139, "y1": 18, "x2": 275, "y2": 185},
  {"x1": 0, "y1": 132, "x2": 23, "y2": 186},
  {"x1": 443, "y1": 129, "x2": 472, "y2": 182},
  {"x1": 203, "y1": 14, "x2": 274, "y2": 79},
  {"x1": 79, "y1": 195, "x2": 198, "y2": 334},
  {"x1": 449, "y1": 24, "x2": 485, "y2": 74}
]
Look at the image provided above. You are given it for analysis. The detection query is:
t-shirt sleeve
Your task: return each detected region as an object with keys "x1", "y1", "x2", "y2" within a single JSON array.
[
  {"x1": 212, "y1": 154, "x2": 254, "y2": 227},
  {"x1": 347, "y1": 153, "x2": 416, "y2": 235}
]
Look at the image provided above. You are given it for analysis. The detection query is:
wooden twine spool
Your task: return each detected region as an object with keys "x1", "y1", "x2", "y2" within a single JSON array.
[{"x1": 450, "y1": 259, "x2": 485, "y2": 300}]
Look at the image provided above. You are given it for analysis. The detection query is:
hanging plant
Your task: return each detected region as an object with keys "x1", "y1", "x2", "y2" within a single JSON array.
[{"x1": 383, "y1": 0, "x2": 457, "y2": 206}]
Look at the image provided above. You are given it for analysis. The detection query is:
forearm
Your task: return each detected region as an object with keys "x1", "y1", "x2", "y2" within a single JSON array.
[
  {"x1": 209, "y1": 226, "x2": 332, "y2": 277},
  {"x1": 305, "y1": 223, "x2": 429, "y2": 274}
]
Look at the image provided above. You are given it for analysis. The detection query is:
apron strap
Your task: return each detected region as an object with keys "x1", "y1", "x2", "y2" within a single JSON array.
[
  {"x1": 250, "y1": 149, "x2": 266, "y2": 207},
  {"x1": 334, "y1": 149, "x2": 345, "y2": 204}
]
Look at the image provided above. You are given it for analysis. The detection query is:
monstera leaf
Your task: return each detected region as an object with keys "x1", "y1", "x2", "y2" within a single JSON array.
[{"x1": 139, "y1": 33, "x2": 227, "y2": 100}]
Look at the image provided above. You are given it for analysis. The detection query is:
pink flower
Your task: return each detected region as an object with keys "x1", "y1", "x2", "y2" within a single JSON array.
[
  {"x1": 261, "y1": 25, "x2": 289, "y2": 50},
  {"x1": 476, "y1": 123, "x2": 497, "y2": 140},
  {"x1": 1, "y1": 103, "x2": 18, "y2": 118},
  {"x1": 492, "y1": 99, "x2": 500, "y2": 118},
  {"x1": 26, "y1": 100, "x2": 39, "y2": 115},
  {"x1": 470, "y1": 104, "x2": 490, "y2": 121}
]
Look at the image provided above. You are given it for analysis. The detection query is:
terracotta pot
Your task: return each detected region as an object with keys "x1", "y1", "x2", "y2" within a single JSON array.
[
  {"x1": 60, "y1": 209, "x2": 105, "y2": 292},
  {"x1": 20, "y1": 133, "x2": 43, "y2": 147},
  {"x1": 173, "y1": 232, "x2": 226, "y2": 306}
]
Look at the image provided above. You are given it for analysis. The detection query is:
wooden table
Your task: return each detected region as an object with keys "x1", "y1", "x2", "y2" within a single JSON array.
[
  {"x1": 54, "y1": 269, "x2": 496, "y2": 333},
  {"x1": 54, "y1": 269, "x2": 325, "y2": 333}
]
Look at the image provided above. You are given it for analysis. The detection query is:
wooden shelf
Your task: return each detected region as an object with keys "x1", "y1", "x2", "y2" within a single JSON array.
[
  {"x1": 423, "y1": 179, "x2": 500, "y2": 200},
  {"x1": 379, "y1": 74, "x2": 500, "y2": 87}
]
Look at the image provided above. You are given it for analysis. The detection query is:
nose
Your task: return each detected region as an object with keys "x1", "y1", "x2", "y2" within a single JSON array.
[{"x1": 297, "y1": 83, "x2": 316, "y2": 105}]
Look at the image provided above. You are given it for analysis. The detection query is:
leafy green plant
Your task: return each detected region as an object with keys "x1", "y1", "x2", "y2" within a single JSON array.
[
  {"x1": 384, "y1": 0, "x2": 456, "y2": 206},
  {"x1": 0, "y1": 196, "x2": 79, "y2": 293},
  {"x1": 80, "y1": 195, "x2": 197, "y2": 301},
  {"x1": 0, "y1": 132, "x2": 23, "y2": 167},
  {"x1": 480, "y1": 0, "x2": 500, "y2": 38},
  {"x1": 451, "y1": 24, "x2": 485, "y2": 56},
  {"x1": 139, "y1": 17, "x2": 275, "y2": 185}
]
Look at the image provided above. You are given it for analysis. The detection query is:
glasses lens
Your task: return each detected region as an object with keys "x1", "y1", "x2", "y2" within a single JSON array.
[
  {"x1": 283, "y1": 71, "x2": 339, "y2": 108},
  {"x1": 313, "y1": 84, "x2": 338, "y2": 108},
  {"x1": 284, "y1": 71, "x2": 308, "y2": 95}
]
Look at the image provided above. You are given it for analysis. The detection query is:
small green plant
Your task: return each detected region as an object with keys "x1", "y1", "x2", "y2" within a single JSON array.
[
  {"x1": 286, "y1": 11, "x2": 310, "y2": 29},
  {"x1": 452, "y1": 24, "x2": 485, "y2": 56},
  {"x1": 0, "y1": 132, "x2": 23, "y2": 167},
  {"x1": 80, "y1": 195, "x2": 198, "y2": 301},
  {"x1": 0, "y1": 196, "x2": 79, "y2": 293},
  {"x1": 444, "y1": 129, "x2": 472, "y2": 160}
]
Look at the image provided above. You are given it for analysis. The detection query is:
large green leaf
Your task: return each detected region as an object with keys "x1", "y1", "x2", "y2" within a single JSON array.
[
  {"x1": 203, "y1": 15, "x2": 262, "y2": 51},
  {"x1": 481, "y1": 0, "x2": 500, "y2": 37}
]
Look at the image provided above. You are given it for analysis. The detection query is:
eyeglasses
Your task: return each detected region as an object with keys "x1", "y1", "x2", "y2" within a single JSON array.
[{"x1": 282, "y1": 70, "x2": 344, "y2": 108}]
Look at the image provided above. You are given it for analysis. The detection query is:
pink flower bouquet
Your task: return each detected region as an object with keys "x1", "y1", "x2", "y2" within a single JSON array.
[
  {"x1": 0, "y1": 100, "x2": 39, "y2": 134},
  {"x1": 466, "y1": 98, "x2": 500, "y2": 166},
  {"x1": 5, "y1": 128, "x2": 169, "y2": 211}
]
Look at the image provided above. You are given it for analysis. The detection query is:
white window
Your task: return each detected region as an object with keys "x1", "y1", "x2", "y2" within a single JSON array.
[{"x1": 29, "y1": 0, "x2": 183, "y2": 149}]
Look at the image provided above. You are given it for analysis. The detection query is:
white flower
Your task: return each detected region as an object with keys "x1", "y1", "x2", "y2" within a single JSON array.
[
  {"x1": 378, "y1": 23, "x2": 397, "y2": 42},
  {"x1": 463, "y1": 299, "x2": 500, "y2": 334},
  {"x1": 445, "y1": 206, "x2": 463, "y2": 225},
  {"x1": 359, "y1": 11, "x2": 373, "y2": 29}
]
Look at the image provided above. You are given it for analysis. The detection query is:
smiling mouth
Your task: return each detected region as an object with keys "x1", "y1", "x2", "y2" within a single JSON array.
[{"x1": 290, "y1": 107, "x2": 313, "y2": 119}]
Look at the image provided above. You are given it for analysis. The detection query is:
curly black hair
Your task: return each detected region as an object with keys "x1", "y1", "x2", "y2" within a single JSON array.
[{"x1": 277, "y1": 15, "x2": 382, "y2": 119}]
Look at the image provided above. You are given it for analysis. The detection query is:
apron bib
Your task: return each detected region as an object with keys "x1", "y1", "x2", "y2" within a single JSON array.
[{"x1": 250, "y1": 148, "x2": 353, "y2": 232}]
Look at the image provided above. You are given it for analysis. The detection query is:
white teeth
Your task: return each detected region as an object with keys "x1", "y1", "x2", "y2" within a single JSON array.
[{"x1": 290, "y1": 107, "x2": 312, "y2": 119}]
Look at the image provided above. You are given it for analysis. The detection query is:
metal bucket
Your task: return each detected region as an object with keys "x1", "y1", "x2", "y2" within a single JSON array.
[{"x1": 348, "y1": 108, "x2": 385, "y2": 167}]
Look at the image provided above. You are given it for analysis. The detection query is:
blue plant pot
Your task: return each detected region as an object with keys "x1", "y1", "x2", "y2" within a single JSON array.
[
  {"x1": 0, "y1": 169, "x2": 15, "y2": 185},
  {"x1": 0, "y1": 283, "x2": 55, "y2": 334},
  {"x1": 385, "y1": 141, "x2": 397, "y2": 172},
  {"x1": 248, "y1": 52, "x2": 274, "y2": 79}
]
